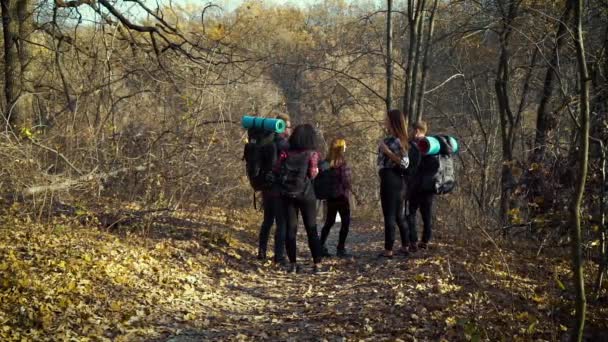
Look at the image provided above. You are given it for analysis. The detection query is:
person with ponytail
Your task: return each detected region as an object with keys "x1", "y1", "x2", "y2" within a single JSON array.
[
  {"x1": 377, "y1": 109, "x2": 410, "y2": 258},
  {"x1": 319, "y1": 138, "x2": 353, "y2": 258}
]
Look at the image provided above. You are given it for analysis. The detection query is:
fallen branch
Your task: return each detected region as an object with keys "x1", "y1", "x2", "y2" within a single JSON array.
[{"x1": 24, "y1": 164, "x2": 151, "y2": 196}]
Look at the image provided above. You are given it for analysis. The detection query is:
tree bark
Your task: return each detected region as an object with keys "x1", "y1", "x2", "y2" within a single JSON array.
[
  {"x1": 494, "y1": 0, "x2": 518, "y2": 226},
  {"x1": 0, "y1": 0, "x2": 33, "y2": 129},
  {"x1": 410, "y1": 5, "x2": 425, "y2": 122},
  {"x1": 415, "y1": 0, "x2": 438, "y2": 121},
  {"x1": 534, "y1": 1, "x2": 573, "y2": 162},
  {"x1": 16, "y1": 0, "x2": 32, "y2": 84},
  {"x1": 404, "y1": 0, "x2": 424, "y2": 123},
  {"x1": 386, "y1": 0, "x2": 393, "y2": 110},
  {"x1": 1, "y1": 0, "x2": 21, "y2": 128},
  {"x1": 569, "y1": 0, "x2": 589, "y2": 339}
]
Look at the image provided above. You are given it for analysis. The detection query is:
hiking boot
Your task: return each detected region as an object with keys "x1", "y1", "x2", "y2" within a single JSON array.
[
  {"x1": 418, "y1": 242, "x2": 428, "y2": 250},
  {"x1": 409, "y1": 242, "x2": 418, "y2": 253},
  {"x1": 336, "y1": 248, "x2": 351, "y2": 258},
  {"x1": 288, "y1": 263, "x2": 300, "y2": 274},
  {"x1": 257, "y1": 249, "x2": 267, "y2": 260},
  {"x1": 321, "y1": 246, "x2": 332, "y2": 257}
]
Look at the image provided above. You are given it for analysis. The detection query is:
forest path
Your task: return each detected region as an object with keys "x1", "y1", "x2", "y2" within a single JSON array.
[{"x1": 163, "y1": 217, "x2": 485, "y2": 341}]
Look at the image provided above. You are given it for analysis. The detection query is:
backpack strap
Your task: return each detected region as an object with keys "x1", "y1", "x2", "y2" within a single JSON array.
[{"x1": 436, "y1": 135, "x2": 453, "y2": 155}]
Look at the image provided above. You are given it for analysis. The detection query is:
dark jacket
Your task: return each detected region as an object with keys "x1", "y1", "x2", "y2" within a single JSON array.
[
  {"x1": 334, "y1": 163, "x2": 352, "y2": 198},
  {"x1": 408, "y1": 138, "x2": 436, "y2": 195}
]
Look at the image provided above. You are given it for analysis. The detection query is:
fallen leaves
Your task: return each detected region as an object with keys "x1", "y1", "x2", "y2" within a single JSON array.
[
  {"x1": 0, "y1": 217, "x2": 233, "y2": 341},
  {"x1": 1, "y1": 206, "x2": 605, "y2": 341}
]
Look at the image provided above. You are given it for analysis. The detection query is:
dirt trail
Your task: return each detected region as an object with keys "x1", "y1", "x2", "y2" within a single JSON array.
[{"x1": 163, "y1": 219, "x2": 487, "y2": 341}]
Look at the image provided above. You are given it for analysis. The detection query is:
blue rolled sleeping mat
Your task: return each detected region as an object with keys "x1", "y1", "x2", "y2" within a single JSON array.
[
  {"x1": 417, "y1": 135, "x2": 459, "y2": 156},
  {"x1": 241, "y1": 115, "x2": 286, "y2": 133}
]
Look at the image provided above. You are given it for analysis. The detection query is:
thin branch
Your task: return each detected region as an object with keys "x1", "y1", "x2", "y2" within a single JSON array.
[
  {"x1": 424, "y1": 73, "x2": 464, "y2": 94},
  {"x1": 28, "y1": 139, "x2": 82, "y2": 175},
  {"x1": 97, "y1": 0, "x2": 156, "y2": 33},
  {"x1": 54, "y1": 0, "x2": 94, "y2": 8}
]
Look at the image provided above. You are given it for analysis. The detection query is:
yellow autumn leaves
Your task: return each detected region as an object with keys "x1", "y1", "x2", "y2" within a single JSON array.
[{"x1": 0, "y1": 220, "x2": 223, "y2": 341}]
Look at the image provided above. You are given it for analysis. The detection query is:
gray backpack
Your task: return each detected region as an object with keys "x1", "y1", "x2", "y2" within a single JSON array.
[{"x1": 420, "y1": 136, "x2": 456, "y2": 195}]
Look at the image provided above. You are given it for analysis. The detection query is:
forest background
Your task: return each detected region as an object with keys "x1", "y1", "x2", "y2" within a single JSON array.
[{"x1": 0, "y1": 0, "x2": 607, "y2": 340}]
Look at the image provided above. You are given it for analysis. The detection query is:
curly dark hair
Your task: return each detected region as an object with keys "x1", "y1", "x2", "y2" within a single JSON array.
[{"x1": 289, "y1": 124, "x2": 318, "y2": 150}]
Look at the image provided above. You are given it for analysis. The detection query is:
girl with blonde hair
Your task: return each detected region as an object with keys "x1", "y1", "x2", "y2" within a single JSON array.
[{"x1": 319, "y1": 138, "x2": 353, "y2": 258}]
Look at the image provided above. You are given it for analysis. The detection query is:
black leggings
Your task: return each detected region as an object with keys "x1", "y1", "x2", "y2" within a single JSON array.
[
  {"x1": 283, "y1": 195, "x2": 323, "y2": 264},
  {"x1": 320, "y1": 196, "x2": 351, "y2": 251},
  {"x1": 258, "y1": 192, "x2": 286, "y2": 262},
  {"x1": 380, "y1": 168, "x2": 409, "y2": 251},
  {"x1": 408, "y1": 191, "x2": 434, "y2": 243}
]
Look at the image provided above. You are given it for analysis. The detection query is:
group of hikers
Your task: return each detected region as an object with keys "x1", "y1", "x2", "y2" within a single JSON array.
[{"x1": 244, "y1": 109, "x2": 453, "y2": 274}]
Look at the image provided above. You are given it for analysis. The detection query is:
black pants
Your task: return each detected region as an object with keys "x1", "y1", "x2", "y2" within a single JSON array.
[
  {"x1": 320, "y1": 196, "x2": 351, "y2": 251},
  {"x1": 380, "y1": 168, "x2": 409, "y2": 251},
  {"x1": 258, "y1": 192, "x2": 286, "y2": 262},
  {"x1": 283, "y1": 194, "x2": 323, "y2": 264},
  {"x1": 408, "y1": 191, "x2": 434, "y2": 243}
]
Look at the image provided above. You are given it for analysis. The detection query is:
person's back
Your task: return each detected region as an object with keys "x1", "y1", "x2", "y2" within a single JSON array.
[
  {"x1": 407, "y1": 120, "x2": 436, "y2": 251},
  {"x1": 276, "y1": 124, "x2": 325, "y2": 273},
  {"x1": 319, "y1": 138, "x2": 353, "y2": 258},
  {"x1": 377, "y1": 109, "x2": 411, "y2": 259},
  {"x1": 409, "y1": 143, "x2": 437, "y2": 193},
  {"x1": 256, "y1": 114, "x2": 292, "y2": 264}
]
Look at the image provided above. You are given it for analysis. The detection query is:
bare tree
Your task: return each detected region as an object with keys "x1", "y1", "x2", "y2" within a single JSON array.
[
  {"x1": 1, "y1": 0, "x2": 27, "y2": 128},
  {"x1": 403, "y1": 0, "x2": 426, "y2": 122},
  {"x1": 414, "y1": 0, "x2": 438, "y2": 121},
  {"x1": 494, "y1": 0, "x2": 520, "y2": 225},
  {"x1": 386, "y1": 0, "x2": 393, "y2": 110},
  {"x1": 534, "y1": 1, "x2": 573, "y2": 162},
  {"x1": 569, "y1": 0, "x2": 590, "y2": 339}
]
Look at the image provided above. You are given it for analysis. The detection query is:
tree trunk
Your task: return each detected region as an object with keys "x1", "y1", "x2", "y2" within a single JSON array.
[
  {"x1": 17, "y1": 0, "x2": 32, "y2": 91},
  {"x1": 1, "y1": 0, "x2": 32, "y2": 129},
  {"x1": 410, "y1": 6, "x2": 425, "y2": 122},
  {"x1": 407, "y1": 0, "x2": 426, "y2": 122},
  {"x1": 534, "y1": 1, "x2": 573, "y2": 162},
  {"x1": 494, "y1": 0, "x2": 518, "y2": 226},
  {"x1": 404, "y1": 0, "x2": 424, "y2": 123},
  {"x1": 415, "y1": 0, "x2": 438, "y2": 122},
  {"x1": 1, "y1": 0, "x2": 21, "y2": 128},
  {"x1": 386, "y1": 0, "x2": 393, "y2": 111},
  {"x1": 569, "y1": 0, "x2": 589, "y2": 339}
]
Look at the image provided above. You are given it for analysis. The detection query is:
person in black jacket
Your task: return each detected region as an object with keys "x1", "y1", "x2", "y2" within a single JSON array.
[
  {"x1": 407, "y1": 120, "x2": 435, "y2": 251},
  {"x1": 257, "y1": 113, "x2": 291, "y2": 265}
]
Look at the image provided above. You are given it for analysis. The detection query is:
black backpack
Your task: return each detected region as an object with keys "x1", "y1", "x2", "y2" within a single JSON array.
[
  {"x1": 419, "y1": 136, "x2": 457, "y2": 195},
  {"x1": 243, "y1": 128, "x2": 277, "y2": 191},
  {"x1": 278, "y1": 151, "x2": 311, "y2": 199},
  {"x1": 314, "y1": 160, "x2": 341, "y2": 200}
]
